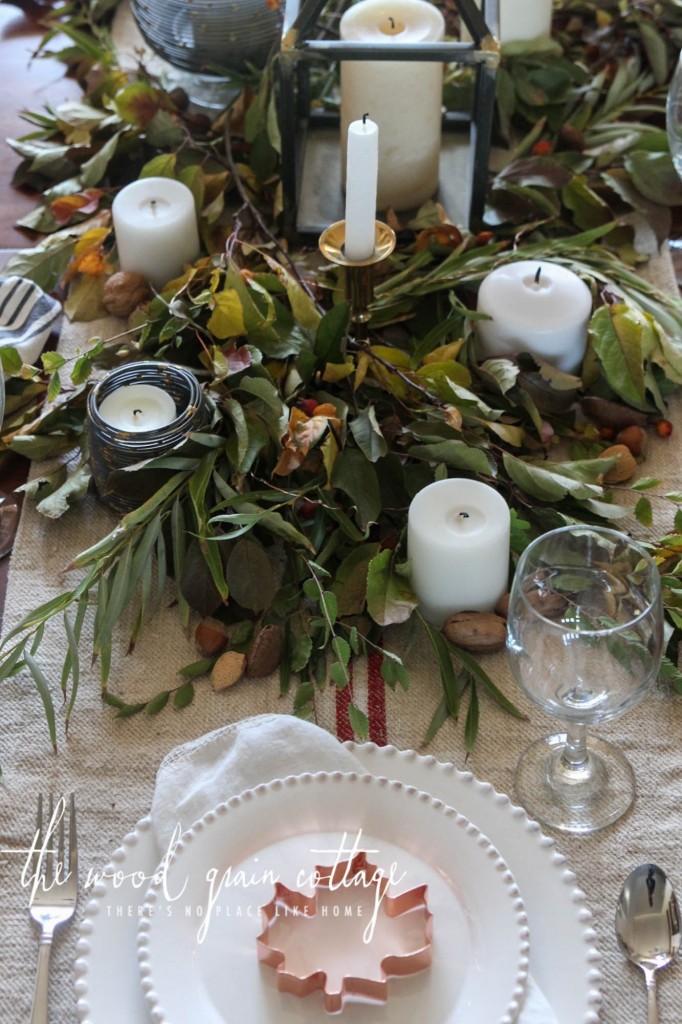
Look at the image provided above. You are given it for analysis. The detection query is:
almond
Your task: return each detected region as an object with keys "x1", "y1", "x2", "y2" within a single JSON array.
[
  {"x1": 195, "y1": 617, "x2": 230, "y2": 658},
  {"x1": 210, "y1": 650, "x2": 246, "y2": 691},
  {"x1": 442, "y1": 611, "x2": 506, "y2": 654},
  {"x1": 601, "y1": 444, "x2": 637, "y2": 483}
]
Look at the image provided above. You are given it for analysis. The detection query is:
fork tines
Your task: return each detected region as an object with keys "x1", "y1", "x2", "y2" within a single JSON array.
[{"x1": 32, "y1": 793, "x2": 78, "y2": 889}]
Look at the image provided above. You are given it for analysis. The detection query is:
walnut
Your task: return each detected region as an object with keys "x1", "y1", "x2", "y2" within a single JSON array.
[{"x1": 103, "y1": 271, "x2": 151, "y2": 318}]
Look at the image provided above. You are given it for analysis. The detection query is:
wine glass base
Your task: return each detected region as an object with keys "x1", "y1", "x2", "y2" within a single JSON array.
[{"x1": 515, "y1": 732, "x2": 636, "y2": 834}]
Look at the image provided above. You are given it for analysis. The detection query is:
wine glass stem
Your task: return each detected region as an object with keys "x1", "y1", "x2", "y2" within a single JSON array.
[{"x1": 561, "y1": 723, "x2": 588, "y2": 770}]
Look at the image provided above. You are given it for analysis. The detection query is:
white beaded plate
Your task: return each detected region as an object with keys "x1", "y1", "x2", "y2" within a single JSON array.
[
  {"x1": 137, "y1": 772, "x2": 529, "y2": 1024},
  {"x1": 75, "y1": 743, "x2": 601, "y2": 1024}
]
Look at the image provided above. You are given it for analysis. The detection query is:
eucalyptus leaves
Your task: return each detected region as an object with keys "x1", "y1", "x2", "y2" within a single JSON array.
[{"x1": 2, "y1": 0, "x2": 682, "y2": 755}]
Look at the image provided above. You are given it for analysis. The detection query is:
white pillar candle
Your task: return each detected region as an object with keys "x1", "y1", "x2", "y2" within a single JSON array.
[
  {"x1": 344, "y1": 116, "x2": 379, "y2": 261},
  {"x1": 408, "y1": 478, "x2": 510, "y2": 627},
  {"x1": 476, "y1": 260, "x2": 592, "y2": 373},
  {"x1": 500, "y1": 0, "x2": 552, "y2": 43},
  {"x1": 461, "y1": 0, "x2": 552, "y2": 43},
  {"x1": 98, "y1": 383, "x2": 177, "y2": 432},
  {"x1": 112, "y1": 177, "x2": 200, "y2": 292},
  {"x1": 340, "y1": 0, "x2": 445, "y2": 212}
]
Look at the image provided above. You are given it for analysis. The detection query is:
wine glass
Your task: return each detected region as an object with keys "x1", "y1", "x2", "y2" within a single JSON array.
[{"x1": 507, "y1": 525, "x2": 663, "y2": 834}]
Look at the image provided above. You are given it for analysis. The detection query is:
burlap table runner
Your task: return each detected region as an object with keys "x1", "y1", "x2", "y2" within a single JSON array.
[{"x1": 1, "y1": 249, "x2": 681, "y2": 1022}]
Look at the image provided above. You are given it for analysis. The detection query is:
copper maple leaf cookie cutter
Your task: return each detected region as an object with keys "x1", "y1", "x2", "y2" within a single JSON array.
[{"x1": 256, "y1": 850, "x2": 433, "y2": 1013}]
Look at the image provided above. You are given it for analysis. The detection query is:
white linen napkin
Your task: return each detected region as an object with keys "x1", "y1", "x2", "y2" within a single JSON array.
[
  {"x1": 151, "y1": 713, "x2": 361, "y2": 847},
  {"x1": 151, "y1": 713, "x2": 558, "y2": 1024}
]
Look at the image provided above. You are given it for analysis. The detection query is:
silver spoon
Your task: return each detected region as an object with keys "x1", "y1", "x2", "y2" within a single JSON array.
[{"x1": 615, "y1": 863, "x2": 681, "y2": 1024}]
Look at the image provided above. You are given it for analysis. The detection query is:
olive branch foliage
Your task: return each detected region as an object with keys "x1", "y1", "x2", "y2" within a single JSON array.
[{"x1": 2, "y1": 0, "x2": 682, "y2": 756}]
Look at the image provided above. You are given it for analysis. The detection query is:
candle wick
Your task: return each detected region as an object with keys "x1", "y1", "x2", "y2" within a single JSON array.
[
  {"x1": 388, "y1": 16, "x2": 395, "y2": 28},
  {"x1": 133, "y1": 408, "x2": 143, "y2": 417},
  {"x1": 458, "y1": 511, "x2": 470, "y2": 519},
  {"x1": 362, "y1": 112, "x2": 370, "y2": 124},
  {"x1": 150, "y1": 199, "x2": 157, "y2": 217},
  {"x1": 534, "y1": 266, "x2": 542, "y2": 285}
]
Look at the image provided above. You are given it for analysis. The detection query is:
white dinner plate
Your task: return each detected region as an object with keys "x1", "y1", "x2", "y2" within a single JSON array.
[
  {"x1": 137, "y1": 773, "x2": 529, "y2": 1024},
  {"x1": 74, "y1": 742, "x2": 602, "y2": 1024}
]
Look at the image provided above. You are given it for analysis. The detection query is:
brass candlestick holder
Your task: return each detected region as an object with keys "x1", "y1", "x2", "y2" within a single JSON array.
[{"x1": 318, "y1": 220, "x2": 396, "y2": 340}]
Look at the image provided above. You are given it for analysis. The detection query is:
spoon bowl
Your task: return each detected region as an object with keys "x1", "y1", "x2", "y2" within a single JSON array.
[{"x1": 615, "y1": 863, "x2": 681, "y2": 1024}]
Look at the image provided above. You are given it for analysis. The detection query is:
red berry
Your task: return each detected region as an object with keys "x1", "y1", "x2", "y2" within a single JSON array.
[
  {"x1": 298, "y1": 398, "x2": 318, "y2": 417},
  {"x1": 655, "y1": 418, "x2": 673, "y2": 438},
  {"x1": 297, "y1": 500, "x2": 318, "y2": 520},
  {"x1": 598, "y1": 426, "x2": 616, "y2": 440},
  {"x1": 532, "y1": 140, "x2": 553, "y2": 156},
  {"x1": 379, "y1": 535, "x2": 398, "y2": 551}
]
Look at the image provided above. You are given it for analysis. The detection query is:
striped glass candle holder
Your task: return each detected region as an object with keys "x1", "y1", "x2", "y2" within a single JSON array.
[{"x1": 87, "y1": 361, "x2": 209, "y2": 514}]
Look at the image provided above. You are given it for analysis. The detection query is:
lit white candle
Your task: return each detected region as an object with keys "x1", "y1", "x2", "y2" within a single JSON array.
[
  {"x1": 408, "y1": 479, "x2": 510, "y2": 627},
  {"x1": 344, "y1": 116, "x2": 379, "y2": 262},
  {"x1": 461, "y1": 0, "x2": 552, "y2": 43},
  {"x1": 98, "y1": 384, "x2": 177, "y2": 433},
  {"x1": 340, "y1": 0, "x2": 445, "y2": 212},
  {"x1": 112, "y1": 177, "x2": 200, "y2": 292},
  {"x1": 476, "y1": 260, "x2": 593, "y2": 373}
]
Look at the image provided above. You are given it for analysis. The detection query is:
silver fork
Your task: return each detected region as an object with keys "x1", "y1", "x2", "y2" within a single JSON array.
[{"x1": 28, "y1": 793, "x2": 78, "y2": 1024}]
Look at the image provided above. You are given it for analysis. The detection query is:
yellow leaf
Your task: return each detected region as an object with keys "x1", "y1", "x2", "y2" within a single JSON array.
[
  {"x1": 321, "y1": 432, "x2": 339, "y2": 488},
  {"x1": 354, "y1": 352, "x2": 371, "y2": 391},
  {"x1": 207, "y1": 289, "x2": 246, "y2": 340},
  {"x1": 369, "y1": 345, "x2": 411, "y2": 368},
  {"x1": 485, "y1": 420, "x2": 525, "y2": 447},
  {"x1": 74, "y1": 226, "x2": 110, "y2": 259},
  {"x1": 422, "y1": 339, "x2": 465, "y2": 365},
  {"x1": 64, "y1": 275, "x2": 107, "y2": 322},
  {"x1": 322, "y1": 360, "x2": 355, "y2": 383},
  {"x1": 58, "y1": 124, "x2": 92, "y2": 146},
  {"x1": 443, "y1": 406, "x2": 463, "y2": 431}
]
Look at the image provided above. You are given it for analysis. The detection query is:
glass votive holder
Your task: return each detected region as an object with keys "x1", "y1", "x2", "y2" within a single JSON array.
[{"x1": 87, "y1": 361, "x2": 209, "y2": 514}]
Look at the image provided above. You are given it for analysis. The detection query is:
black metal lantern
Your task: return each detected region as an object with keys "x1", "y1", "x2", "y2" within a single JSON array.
[{"x1": 276, "y1": 0, "x2": 500, "y2": 238}]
